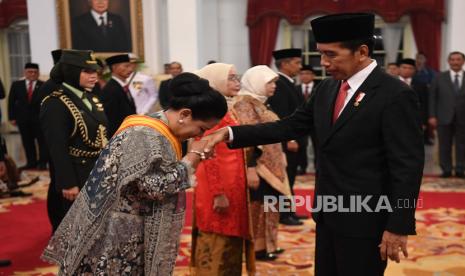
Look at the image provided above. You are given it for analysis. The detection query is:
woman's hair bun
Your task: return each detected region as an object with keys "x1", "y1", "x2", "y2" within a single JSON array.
[{"x1": 169, "y1": 72, "x2": 211, "y2": 97}]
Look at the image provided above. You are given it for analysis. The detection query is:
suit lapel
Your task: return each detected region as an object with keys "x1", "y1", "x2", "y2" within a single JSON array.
[
  {"x1": 322, "y1": 67, "x2": 382, "y2": 146},
  {"x1": 318, "y1": 81, "x2": 340, "y2": 145}
]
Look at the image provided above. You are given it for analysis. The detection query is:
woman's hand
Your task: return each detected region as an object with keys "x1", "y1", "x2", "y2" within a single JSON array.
[
  {"x1": 213, "y1": 193, "x2": 229, "y2": 213},
  {"x1": 184, "y1": 140, "x2": 208, "y2": 169},
  {"x1": 246, "y1": 167, "x2": 260, "y2": 189},
  {"x1": 62, "y1": 186, "x2": 79, "y2": 201}
]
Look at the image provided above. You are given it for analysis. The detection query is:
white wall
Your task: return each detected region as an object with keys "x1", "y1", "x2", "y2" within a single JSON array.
[
  {"x1": 443, "y1": 0, "x2": 465, "y2": 70},
  {"x1": 198, "y1": 0, "x2": 219, "y2": 68},
  {"x1": 26, "y1": 0, "x2": 58, "y2": 76},
  {"x1": 166, "y1": 0, "x2": 200, "y2": 72},
  {"x1": 217, "y1": 0, "x2": 249, "y2": 74}
]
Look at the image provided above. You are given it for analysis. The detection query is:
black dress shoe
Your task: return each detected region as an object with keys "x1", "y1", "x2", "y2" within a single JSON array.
[
  {"x1": 0, "y1": 259, "x2": 11, "y2": 267},
  {"x1": 293, "y1": 213, "x2": 309, "y2": 220},
  {"x1": 455, "y1": 172, "x2": 465, "y2": 178},
  {"x1": 440, "y1": 172, "x2": 452, "y2": 178},
  {"x1": 279, "y1": 216, "x2": 303, "y2": 226},
  {"x1": 255, "y1": 250, "x2": 277, "y2": 261},
  {"x1": 272, "y1": 248, "x2": 285, "y2": 254}
]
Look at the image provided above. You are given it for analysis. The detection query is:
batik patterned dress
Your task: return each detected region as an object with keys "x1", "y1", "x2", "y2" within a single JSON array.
[{"x1": 42, "y1": 112, "x2": 191, "y2": 276}]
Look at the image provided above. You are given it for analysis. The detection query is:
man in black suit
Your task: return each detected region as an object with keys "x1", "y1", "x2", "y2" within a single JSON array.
[
  {"x1": 72, "y1": 0, "x2": 131, "y2": 52},
  {"x1": 429, "y1": 51, "x2": 465, "y2": 178},
  {"x1": 267, "y1": 48, "x2": 304, "y2": 226},
  {"x1": 158, "y1": 61, "x2": 183, "y2": 109},
  {"x1": 296, "y1": 65, "x2": 318, "y2": 175},
  {"x1": 8, "y1": 63, "x2": 45, "y2": 169},
  {"x1": 398, "y1": 58, "x2": 432, "y2": 145},
  {"x1": 204, "y1": 13, "x2": 423, "y2": 275},
  {"x1": 101, "y1": 54, "x2": 136, "y2": 137}
]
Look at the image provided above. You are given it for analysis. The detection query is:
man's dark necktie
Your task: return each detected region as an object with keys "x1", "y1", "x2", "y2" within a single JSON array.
[
  {"x1": 454, "y1": 74, "x2": 460, "y2": 94},
  {"x1": 99, "y1": 16, "x2": 107, "y2": 36},
  {"x1": 123, "y1": 85, "x2": 135, "y2": 104}
]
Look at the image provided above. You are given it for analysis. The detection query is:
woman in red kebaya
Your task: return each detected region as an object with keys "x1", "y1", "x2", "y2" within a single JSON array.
[{"x1": 191, "y1": 63, "x2": 254, "y2": 276}]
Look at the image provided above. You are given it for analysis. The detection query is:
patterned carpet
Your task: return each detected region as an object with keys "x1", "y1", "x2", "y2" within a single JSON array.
[{"x1": 1, "y1": 172, "x2": 465, "y2": 276}]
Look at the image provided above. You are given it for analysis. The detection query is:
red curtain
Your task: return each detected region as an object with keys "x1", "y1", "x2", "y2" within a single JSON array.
[
  {"x1": 247, "y1": 0, "x2": 445, "y2": 68},
  {"x1": 410, "y1": 12, "x2": 442, "y2": 70},
  {"x1": 0, "y1": 0, "x2": 27, "y2": 28},
  {"x1": 249, "y1": 15, "x2": 280, "y2": 66}
]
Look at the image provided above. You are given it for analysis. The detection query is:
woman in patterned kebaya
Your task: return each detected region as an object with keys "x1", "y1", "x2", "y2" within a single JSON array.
[{"x1": 42, "y1": 72, "x2": 227, "y2": 276}]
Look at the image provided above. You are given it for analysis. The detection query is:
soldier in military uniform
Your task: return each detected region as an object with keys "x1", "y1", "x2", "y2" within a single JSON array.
[{"x1": 40, "y1": 50, "x2": 108, "y2": 229}]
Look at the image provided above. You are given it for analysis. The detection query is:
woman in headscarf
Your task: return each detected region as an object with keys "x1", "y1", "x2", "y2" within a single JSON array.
[
  {"x1": 42, "y1": 72, "x2": 228, "y2": 276},
  {"x1": 232, "y1": 65, "x2": 292, "y2": 261},
  {"x1": 40, "y1": 49, "x2": 109, "y2": 232},
  {"x1": 191, "y1": 63, "x2": 254, "y2": 275}
]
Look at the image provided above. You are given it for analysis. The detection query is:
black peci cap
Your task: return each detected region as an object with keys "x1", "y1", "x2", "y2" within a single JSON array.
[
  {"x1": 25, "y1": 63, "x2": 39, "y2": 69},
  {"x1": 106, "y1": 54, "x2": 130, "y2": 66},
  {"x1": 301, "y1": 64, "x2": 314, "y2": 72},
  {"x1": 399, "y1": 58, "x2": 416, "y2": 67},
  {"x1": 311, "y1": 13, "x2": 375, "y2": 43},
  {"x1": 272, "y1": 48, "x2": 302, "y2": 60}
]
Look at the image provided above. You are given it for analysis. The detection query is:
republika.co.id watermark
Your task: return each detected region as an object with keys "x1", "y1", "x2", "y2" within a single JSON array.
[{"x1": 264, "y1": 195, "x2": 423, "y2": 213}]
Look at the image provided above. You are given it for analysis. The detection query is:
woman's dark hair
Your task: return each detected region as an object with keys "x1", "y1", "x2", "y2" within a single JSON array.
[{"x1": 168, "y1": 72, "x2": 227, "y2": 120}]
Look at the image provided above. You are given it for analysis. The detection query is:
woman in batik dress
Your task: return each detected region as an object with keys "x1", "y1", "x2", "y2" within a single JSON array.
[
  {"x1": 232, "y1": 65, "x2": 292, "y2": 261},
  {"x1": 41, "y1": 73, "x2": 227, "y2": 276}
]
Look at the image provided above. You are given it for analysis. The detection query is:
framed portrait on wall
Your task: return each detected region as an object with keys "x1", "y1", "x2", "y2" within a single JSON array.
[{"x1": 56, "y1": 0, "x2": 144, "y2": 59}]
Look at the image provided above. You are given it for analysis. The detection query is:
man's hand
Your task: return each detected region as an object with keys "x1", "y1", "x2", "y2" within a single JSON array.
[
  {"x1": 379, "y1": 230, "x2": 408, "y2": 263},
  {"x1": 62, "y1": 186, "x2": 79, "y2": 201},
  {"x1": 201, "y1": 127, "x2": 230, "y2": 158},
  {"x1": 287, "y1": 140, "x2": 299, "y2": 152},
  {"x1": 213, "y1": 194, "x2": 229, "y2": 213},
  {"x1": 428, "y1": 117, "x2": 437, "y2": 129}
]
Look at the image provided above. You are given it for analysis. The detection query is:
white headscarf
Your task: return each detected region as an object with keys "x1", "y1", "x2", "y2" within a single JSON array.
[
  {"x1": 194, "y1": 63, "x2": 234, "y2": 96},
  {"x1": 238, "y1": 65, "x2": 278, "y2": 103}
]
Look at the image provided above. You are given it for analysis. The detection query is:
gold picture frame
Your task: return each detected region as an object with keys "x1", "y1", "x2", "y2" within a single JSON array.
[{"x1": 56, "y1": 0, "x2": 144, "y2": 60}]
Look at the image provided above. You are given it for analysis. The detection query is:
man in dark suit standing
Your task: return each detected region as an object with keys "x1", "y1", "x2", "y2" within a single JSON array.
[
  {"x1": 267, "y1": 48, "x2": 304, "y2": 226},
  {"x1": 8, "y1": 63, "x2": 45, "y2": 169},
  {"x1": 398, "y1": 58, "x2": 432, "y2": 145},
  {"x1": 101, "y1": 54, "x2": 136, "y2": 137},
  {"x1": 158, "y1": 61, "x2": 183, "y2": 109},
  {"x1": 429, "y1": 51, "x2": 465, "y2": 178},
  {"x1": 204, "y1": 13, "x2": 424, "y2": 275},
  {"x1": 296, "y1": 65, "x2": 318, "y2": 174},
  {"x1": 72, "y1": 0, "x2": 131, "y2": 52}
]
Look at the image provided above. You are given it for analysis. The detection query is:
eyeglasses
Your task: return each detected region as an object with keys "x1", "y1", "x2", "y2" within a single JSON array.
[{"x1": 228, "y1": 74, "x2": 240, "y2": 82}]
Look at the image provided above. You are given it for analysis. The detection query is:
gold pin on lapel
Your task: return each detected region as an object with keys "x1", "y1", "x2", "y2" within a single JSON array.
[{"x1": 354, "y1": 92, "x2": 366, "y2": 107}]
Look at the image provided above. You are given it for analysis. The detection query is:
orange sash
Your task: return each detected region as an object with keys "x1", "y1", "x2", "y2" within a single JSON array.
[{"x1": 115, "y1": 115, "x2": 182, "y2": 160}]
